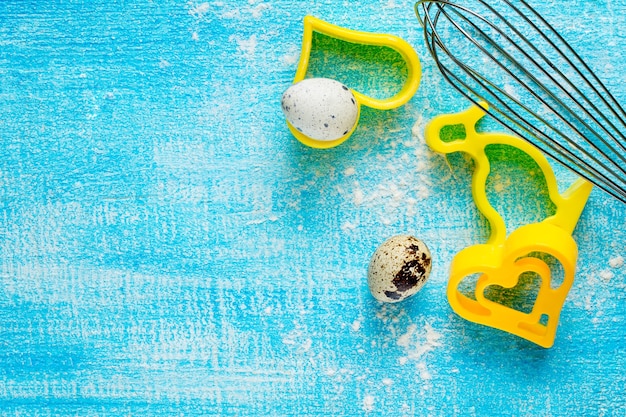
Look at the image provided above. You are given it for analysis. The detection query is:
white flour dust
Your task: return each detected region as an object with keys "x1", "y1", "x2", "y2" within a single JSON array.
[
  {"x1": 334, "y1": 115, "x2": 436, "y2": 227},
  {"x1": 609, "y1": 255, "x2": 624, "y2": 269},
  {"x1": 363, "y1": 394, "x2": 375, "y2": 412},
  {"x1": 375, "y1": 304, "x2": 443, "y2": 384}
]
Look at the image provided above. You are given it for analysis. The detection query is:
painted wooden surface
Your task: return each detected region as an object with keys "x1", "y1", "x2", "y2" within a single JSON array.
[{"x1": 0, "y1": 1, "x2": 625, "y2": 415}]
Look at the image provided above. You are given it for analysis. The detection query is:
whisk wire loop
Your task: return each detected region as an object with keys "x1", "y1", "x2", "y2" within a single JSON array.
[
  {"x1": 513, "y1": 0, "x2": 626, "y2": 124},
  {"x1": 440, "y1": 2, "x2": 626, "y2": 183},
  {"x1": 416, "y1": 0, "x2": 626, "y2": 203}
]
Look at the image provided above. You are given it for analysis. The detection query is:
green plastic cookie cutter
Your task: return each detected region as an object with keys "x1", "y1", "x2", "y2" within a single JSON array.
[
  {"x1": 425, "y1": 103, "x2": 593, "y2": 348},
  {"x1": 287, "y1": 15, "x2": 421, "y2": 149}
]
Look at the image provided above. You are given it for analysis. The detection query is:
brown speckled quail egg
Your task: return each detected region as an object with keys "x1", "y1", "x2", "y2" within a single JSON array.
[
  {"x1": 368, "y1": 235, "x2": 432, "y2": 303},
  {"x1": 281, "y1": 78, "x2": 359, "y2": 141}
]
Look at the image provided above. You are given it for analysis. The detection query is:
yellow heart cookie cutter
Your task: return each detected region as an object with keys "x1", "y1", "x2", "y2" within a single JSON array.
[
  {"x1": 287, "y1": 15, "x2": 422, "y2": 149},
  {"x1": 425, "y1": 104, "x2": 593, "y2": 348}
]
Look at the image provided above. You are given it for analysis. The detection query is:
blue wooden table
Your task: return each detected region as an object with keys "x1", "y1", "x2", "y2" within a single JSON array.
[{"x1": 1, "y1": 1, "x2": 625, "y2": 415}]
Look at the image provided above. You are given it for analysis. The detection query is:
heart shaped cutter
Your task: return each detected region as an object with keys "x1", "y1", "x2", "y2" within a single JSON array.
[
  {"x1": 425, "y1": 104, "x2": 593, "y2": 348},
  {"x1": 287, "y1": 15, "x2": 422, "y2": 149}
]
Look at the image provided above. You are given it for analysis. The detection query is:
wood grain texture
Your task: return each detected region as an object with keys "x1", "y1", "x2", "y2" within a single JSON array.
[{"x1": 0, "y1": 0, "x2": 625, "y2": 415}]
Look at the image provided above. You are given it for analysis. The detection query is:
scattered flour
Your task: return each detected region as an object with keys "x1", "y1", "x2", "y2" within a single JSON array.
[
  {"x1": 249, "y1": 2, "x2": 271, "y2": 19},
  {"x1": 599, "y1": 270, "x2": 614, "y2": 282},
  {"x1": 410, "y1": 114, "x2": 428, "y2": 139},
  {"x1": 341, "y1": 221, "x2": 359, "y2": 232},
  {"x1": 300, "y1": 338, "x2": 312, "y2": 352},
  {"x1": 363, "y1": 394, "x2": 375, "y2": 412},
  {"x1": 231, "y1": 34, "x2": 258, "y2": 57},
  {"x1": 281, "y1": 46, "x2": 300, "y2": 66},
  {"x1": 609, "y1": 255, "x2": 624, "y2": 269},
  {"x1": 334, "y1": 115, "x2": 435, "y2": 227},
  {"x1": 504, "y1": 83, "x2": 519, "y2": 100},
  {"x1": 396, "y1": 321, "x2": 442, "y2": 361},
  {"x1": 375, "y1": 304, "x2": 443, "y2": 382},
  {"x1": 396, "y1": 323, "x2": 417, "y2": 348},
  {"x1": 352, "y1": 187, "x2": 364, "y2": 206},
  {"x1": 189, "y1": 2, "x2": 210, "y2": 17},
  {"x1": 282, "y1": 327, "x2": 313, "y2": 353},
  {"x1": 344, "y1": 167, "x2": 356, "y2": 176},
  {"x1": 416, "y1": 362, "x2": 432, "y2": 381},
  {"x1": 382, "y1": 0, "x2": 400, "y2": 8}
]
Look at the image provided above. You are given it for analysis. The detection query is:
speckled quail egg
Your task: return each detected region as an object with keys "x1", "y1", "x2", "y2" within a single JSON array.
[
  {"x1": 281, "y1": 77, "x2": 359, "y2": 141},
  {"x1": 368, "y1": 235, "x2": 432, "y2": 303}
]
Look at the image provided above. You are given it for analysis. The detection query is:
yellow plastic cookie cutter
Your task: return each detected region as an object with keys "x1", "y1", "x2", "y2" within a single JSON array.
[
  {"x1": 288, "y1": 15, "x2": 422, "y2": 149},
  {"x1": 425, "y1": 103, "x2": 593, "y2": 348}
]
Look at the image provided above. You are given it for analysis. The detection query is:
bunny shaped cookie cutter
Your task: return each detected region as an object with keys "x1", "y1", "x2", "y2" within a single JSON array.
[
  {"x1": 425, "y1": 103, "x2": 593, "y2": 348},
  {"x1": 285, "y1": 15, "x2": 422, "y2": 149}
]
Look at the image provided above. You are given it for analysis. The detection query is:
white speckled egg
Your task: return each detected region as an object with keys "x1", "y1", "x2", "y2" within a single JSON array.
[
  {"x1": 368, "y1": 235, "x2": 432, "y2": 303},
  {"x1": 281, "y1": 78, "x2": 359, "y2": 141}
]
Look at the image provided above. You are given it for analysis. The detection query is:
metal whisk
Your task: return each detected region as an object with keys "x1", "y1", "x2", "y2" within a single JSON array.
[{"x1": 416, "y1": 0, "x2": 626, "y2": 204}]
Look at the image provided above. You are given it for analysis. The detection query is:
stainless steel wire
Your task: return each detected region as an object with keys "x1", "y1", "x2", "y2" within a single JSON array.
[{"x1": 416, "y1": 0, "x2": 626, "y2": 204}]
